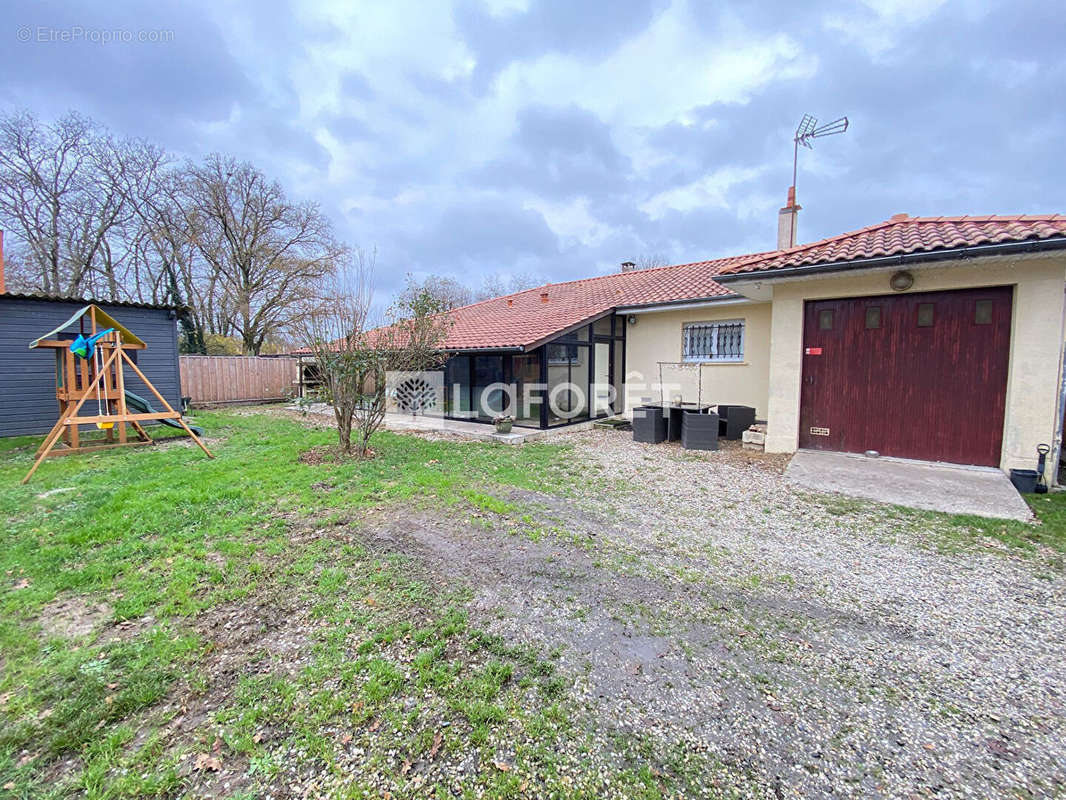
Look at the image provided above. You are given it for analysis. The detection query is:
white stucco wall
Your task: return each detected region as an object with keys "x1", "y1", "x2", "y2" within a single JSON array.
[
  {"x1": 757, "y1": 253, "x2": 1066, "y2": 474},
  {"x1": 622, "y1": 301, "x2": 772, "y2": 417}
]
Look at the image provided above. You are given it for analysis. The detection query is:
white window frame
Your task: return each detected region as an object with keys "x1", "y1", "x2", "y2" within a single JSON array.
[{"x1": 682, "y1": 319, "x2": 745, "y2": 363}]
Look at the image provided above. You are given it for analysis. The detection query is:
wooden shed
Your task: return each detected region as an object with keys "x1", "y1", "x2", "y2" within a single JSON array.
[{"x1": 0, "y1": 294, "x2": 182, "y2": 437}]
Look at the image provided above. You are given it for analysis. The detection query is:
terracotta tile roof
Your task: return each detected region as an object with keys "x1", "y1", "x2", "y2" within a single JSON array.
[
  {"x1": 295, "y1": 213, "x2": 1066, "y2": 353},
  {"x1": 717, "y1": 214, "x2": 1066, "y2": 277},
  {"x1": 437, "y1": 251, "x2": 765, "y2": 350}
]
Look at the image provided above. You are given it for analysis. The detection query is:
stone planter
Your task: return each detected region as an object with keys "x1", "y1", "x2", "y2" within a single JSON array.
[
  {"x1": 681, "y1": 410, "x2": 719, "y2": 451},
  {"x1": 632, "y1": 405, "x2": 666, "y2": 444},
  {"x1": 716, "y1": 405, "x2": 756, "y2": 440},
  {"x1": 494, "y1": 419, "x2": 513, "y2": 434}
]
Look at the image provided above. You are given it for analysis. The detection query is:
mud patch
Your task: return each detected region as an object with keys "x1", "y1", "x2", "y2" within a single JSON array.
[
  {"x1": 152, "y1": 435, "x2": 223, "y2": 452},
  {"x1": 39, "y1": 595, "x2": 112, "y2": 638},
  {"x1": 358, "y1": 508, "x2": 770, "y2": 738},
  {"x1": 192, "y1": 592, "x2": 312, "y2": 679},
  {"x1": 297, "y1": 444, "x2": 375, "y2": 465}
]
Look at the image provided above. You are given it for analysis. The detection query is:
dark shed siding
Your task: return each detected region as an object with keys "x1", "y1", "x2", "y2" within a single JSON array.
[{"x1": 0, "y1": 297, "x2": 182, "y2": 437}]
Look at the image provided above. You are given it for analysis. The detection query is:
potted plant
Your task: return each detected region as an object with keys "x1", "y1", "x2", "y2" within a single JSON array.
[{"x1": 493, "y1": 414, "x2": 514, "y2": 434}]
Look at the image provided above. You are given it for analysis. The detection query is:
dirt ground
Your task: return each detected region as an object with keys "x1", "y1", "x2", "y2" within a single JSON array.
[
  {"x1": 352, "y1": 429, "x2": 1066, "y2": 799},
  {"x1": 33, "y1": 418, "x2": 1063, "y2": 798}
]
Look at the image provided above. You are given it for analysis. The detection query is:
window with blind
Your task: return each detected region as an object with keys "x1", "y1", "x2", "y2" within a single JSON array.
[{"x1": 682, "y1": 320, "x2": 745, "y2": 362}]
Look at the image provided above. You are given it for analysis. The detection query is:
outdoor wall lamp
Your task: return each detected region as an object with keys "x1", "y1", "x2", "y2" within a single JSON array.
[{"x1": 889, "y1": 270, "x2": 914, "y2": 291}]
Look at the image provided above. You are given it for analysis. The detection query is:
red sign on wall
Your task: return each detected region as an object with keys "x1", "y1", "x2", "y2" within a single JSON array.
[{"x1": 805, "y1": 347, "x2": 823, "y2": 356}]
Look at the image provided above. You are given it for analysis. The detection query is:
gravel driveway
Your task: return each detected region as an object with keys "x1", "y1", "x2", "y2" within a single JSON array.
[{"x1": 376, "y1": 429, "x2": 1066, "y2": 798}]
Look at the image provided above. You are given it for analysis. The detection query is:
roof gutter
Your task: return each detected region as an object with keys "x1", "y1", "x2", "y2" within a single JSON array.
[
  {"x1": 444, "y1": 345, "x2": 525, "y2": 354},
  {"x1": 615, "y1": 294, "x2": 750, "y2": 314},
  {"x1": 714, "y1": 237, "x2": 1066, "y2": 284}
]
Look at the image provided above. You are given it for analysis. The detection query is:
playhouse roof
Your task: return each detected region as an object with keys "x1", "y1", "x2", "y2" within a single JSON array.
[{"x1": 28, "y1": 304, "x2": 146, "y2": 349}]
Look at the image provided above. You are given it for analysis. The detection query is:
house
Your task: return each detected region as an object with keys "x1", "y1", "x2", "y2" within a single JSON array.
[
  {"x1": 0, "y1": 293, "x2": 183, "y2": 436},
  {"x1": 430, "y1": 212, "x2": 1066, "y2": 478}
]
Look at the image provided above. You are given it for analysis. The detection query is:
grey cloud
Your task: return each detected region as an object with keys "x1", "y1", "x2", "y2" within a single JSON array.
[
  {"x1": 0, "y1": 0, "x2": 251, "y2": 136},
  {"x1": 453, "y1": 0, "x2": 669, "y2": 91},
  {"x1": 411, "y1": 196, "x2": 560, "y2": 264},
  {"x1": 472, "y1": 104, "x2": 631, "y2": 199},
  {"x1": 322, "y1": 112, "x2": 373, "y2": 143},
  {"x1": 339, "y1": 72, "x2": 376, "y2": 99},
  {"x1": 355, "y1": 195, "x2": 562, "y2": 298},
  {"x1": 1, "y1": 0, "x2": 1063, "y2": 303}
]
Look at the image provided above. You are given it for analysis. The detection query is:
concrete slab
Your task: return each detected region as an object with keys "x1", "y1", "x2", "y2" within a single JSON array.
[
  {"x1": 382, "y1": 413, "x2": 558, "y2": 444},
  {"x1": 785, "y1": 449, "x2": 1033, "y2": 521}
]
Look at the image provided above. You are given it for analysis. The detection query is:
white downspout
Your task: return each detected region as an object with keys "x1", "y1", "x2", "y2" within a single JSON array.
[{"x1": 1051, "y1": 285, "x2": 1066, "y2": 486}]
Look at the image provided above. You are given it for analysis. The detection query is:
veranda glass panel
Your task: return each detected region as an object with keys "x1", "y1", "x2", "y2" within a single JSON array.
[
  {"x1": 444, "y1": 356, "x2": 472, "y2": 418},
  {"x1": 473, "y1": 355, "x2": 505, "y2": 420},
  {"x1": 511, "y1": 353, "x2": 541, "y2": 426},
  {"x1": 546, "y1": 343, "x2": 589, "y2": 426}
]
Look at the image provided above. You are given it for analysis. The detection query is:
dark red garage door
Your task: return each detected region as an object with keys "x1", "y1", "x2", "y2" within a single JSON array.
[{"x1": 799, "y1": 286, "x2": 1012, "y2": 466}]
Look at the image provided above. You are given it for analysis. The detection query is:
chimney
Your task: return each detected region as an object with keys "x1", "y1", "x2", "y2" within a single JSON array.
[
  {"x1": 506, "y1": 297, "x2": 514, "y2": 307},
  {"x1": 620, "y1": 260, "x2": 636, "y2": 272},
  {"x1": 0, "y1": 230, "x2": 5, "y2": 294},
  {"x1": 777, "y1": 186, "x2": 800, "y2": 250},
  {"x1": 540, "y1": 291, "x2": 549, "y2": 303}
]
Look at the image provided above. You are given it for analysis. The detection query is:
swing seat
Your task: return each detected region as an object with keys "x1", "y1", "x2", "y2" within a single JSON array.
[{"x1": 96, "y1": 422, "x2": 114, "y2": 430}]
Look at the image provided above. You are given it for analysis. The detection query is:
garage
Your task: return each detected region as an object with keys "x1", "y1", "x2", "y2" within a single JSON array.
[{"x1": 798, "y1": 286, "x2": 1013, "y2": 466}]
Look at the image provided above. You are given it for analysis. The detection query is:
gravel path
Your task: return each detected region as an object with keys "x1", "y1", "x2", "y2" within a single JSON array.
[{"x1": 376, "y1": 429, "x2": 1066, "y2": 799}]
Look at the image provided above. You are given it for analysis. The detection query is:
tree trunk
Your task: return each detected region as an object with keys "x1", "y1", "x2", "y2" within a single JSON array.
[{"x1": 334, "y1": 404, "x2": 353, "y2": 454}]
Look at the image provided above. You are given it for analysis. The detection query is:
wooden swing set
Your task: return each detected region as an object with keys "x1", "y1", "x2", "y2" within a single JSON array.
[{"x1": 22, "y1": 304, "x2": 213, "y2": 484}]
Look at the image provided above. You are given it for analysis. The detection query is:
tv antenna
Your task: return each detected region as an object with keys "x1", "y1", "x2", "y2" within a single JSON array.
[{"x1": 791, "y1": 114, "x2": 848, "y2": 201}]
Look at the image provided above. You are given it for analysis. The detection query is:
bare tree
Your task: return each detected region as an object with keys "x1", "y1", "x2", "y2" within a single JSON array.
[
  {"x1": 395, "y1": 273, "x2": 473, "y2": 310},
  {"x1": 300, "y1": 250, "x2": 377, "y2": 456},
  {"x1": 301, "y1": 250, "x2": 452, "y2": 458},
  {"x1": 472, "y1": 271, "x2": 542, "y2": 301},
  {"x1": 635, "y1": 253, "x2": 669, "y2": 270},
  {"x1": 137, "y1": 167, "x2": 224, "y2": 352},
  {"x1": 0, "y1": 112, "x2": 352, "y2": 355},
  {"x1": 180, "y1": 155, "x2": 346, "y2": 354},
  {"x1": 0, "y1": 111, "x2": 97, "y2": 295},
  {"x1": 0, "y1": 247, "x2": 39, "y2": 294}
]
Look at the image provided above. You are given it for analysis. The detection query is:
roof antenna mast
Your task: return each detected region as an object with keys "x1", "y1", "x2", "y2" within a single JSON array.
[
  {"x1": 791, "y1": 113, "x2": 849, "y2": 205},
  {"x1": 779, "y1": 114, "x2": 848, "y2": 250}
]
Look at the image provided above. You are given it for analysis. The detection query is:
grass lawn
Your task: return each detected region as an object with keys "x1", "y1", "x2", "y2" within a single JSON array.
[
  {"x1": 0, "y1": 409, "x2": 732, "y2": 799},
  {"x1": 2, "y1": 408, "x2": 1064, "y2": 798}
]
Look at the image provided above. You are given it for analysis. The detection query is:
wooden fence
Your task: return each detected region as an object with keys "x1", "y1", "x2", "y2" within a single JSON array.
[{"x1": 179, "y1": 355, "x2": 299, "y2": 406}]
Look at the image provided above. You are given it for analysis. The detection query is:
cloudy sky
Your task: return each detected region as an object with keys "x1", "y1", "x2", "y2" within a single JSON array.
[{"x1": 2, "y1": 0, "x2": 1062, "y2": 301}]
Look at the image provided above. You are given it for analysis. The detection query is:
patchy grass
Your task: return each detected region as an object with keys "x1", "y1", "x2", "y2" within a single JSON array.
[
  {"x1": 0, "y1": 410, "x2": 755, "y2": 798},
  {"x1": 804, "y1": 487, "x2": 1066, "y2": 560},
  {"x1": 926, "y1": 492, "x2": 1066, "y2": 559}
]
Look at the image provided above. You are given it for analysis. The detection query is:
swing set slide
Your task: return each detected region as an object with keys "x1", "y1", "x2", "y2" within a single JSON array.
[{"x1": 123, "y1": 390, "x2": 204, "y2": 437}]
